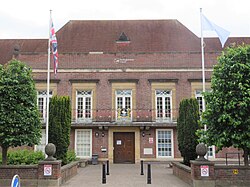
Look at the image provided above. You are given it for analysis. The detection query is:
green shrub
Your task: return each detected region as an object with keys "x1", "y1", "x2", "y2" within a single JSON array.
[
  {"x1": 0, "y1": 150, "x2": 45, "y2": 165},
  {"x1": 65, "y1": 150, "x2": 77, "y2": 164}
]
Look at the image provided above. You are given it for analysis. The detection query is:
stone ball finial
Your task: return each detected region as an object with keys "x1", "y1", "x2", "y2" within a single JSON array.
[
  {"x1": 196, "y1": 143, "x2": 208, "y2": 161},
  {"x1": 45, "y1": 143, "x2": 56, "y2": 161}
]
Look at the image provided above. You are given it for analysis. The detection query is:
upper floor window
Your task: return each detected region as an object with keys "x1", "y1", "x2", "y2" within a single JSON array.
[
  {"x1": 195, "y1": 90, "x2": 203, "y2": 113},
  {"x1": 116, "y1": 90, "x2": 132, "y2": 121},
  {"x1": 76, "y1": 90, "x2": 92, "y2": 122},
  {"x1": 37, "y1": 90, "x2": 52, "y2": 121},
  {"x1": 155, "y1": 90, "x2": 172, "y2": 122}
]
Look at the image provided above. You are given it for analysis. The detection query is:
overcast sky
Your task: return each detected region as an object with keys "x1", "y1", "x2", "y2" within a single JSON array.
[{"x1": 1, "y1": 0, "x2": 250, "y2": 39}]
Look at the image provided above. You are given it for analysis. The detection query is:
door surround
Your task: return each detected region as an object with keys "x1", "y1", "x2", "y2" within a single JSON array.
[{"x1": 108, "y1": 127, "x2": 140, "y2": 163}]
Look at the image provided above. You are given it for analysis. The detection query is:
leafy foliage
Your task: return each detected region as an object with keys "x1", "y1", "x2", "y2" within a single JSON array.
[
  {"x1": 66, "y1": 150, "x2": 77, "y2": 164},
  {"x1": 177, "y1": 98, "x2": 199, "y2": 166},
  {"x1": 0, "y1": 60, "x2": 41, "y2": 165},
  {"x1": 201, "y1": 44, "x2": 250, "y2": 165},
  {"x1": 0, "y1": 150, "x2": 45, "y2": 165},
  {"x1": 49, "y1": 96, "x2": 71, "y2": 165}
]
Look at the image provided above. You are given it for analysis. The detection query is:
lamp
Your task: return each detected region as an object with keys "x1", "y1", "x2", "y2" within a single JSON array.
[
  {"x1": 142, "y1": 132, "x2": 145, "y2": 137},
  {"x1": 95, "y1": 132, "x2": 99, "y2": 137},
  {"x1": 101, "y1": 132, "x2": 105, "y2": 137}
]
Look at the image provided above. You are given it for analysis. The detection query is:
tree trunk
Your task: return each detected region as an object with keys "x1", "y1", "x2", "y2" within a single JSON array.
[
  {"x1": 2, "y1": 146, "x2": 8, "y2": 165},
  {"x1": 243, "y1": 148, "x2": 249, "y2": 167}
]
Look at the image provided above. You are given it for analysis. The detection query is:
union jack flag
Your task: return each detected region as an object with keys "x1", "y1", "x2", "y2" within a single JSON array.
[{"x1": 50, "y1": 19, "x2": 58, "y2": 75}]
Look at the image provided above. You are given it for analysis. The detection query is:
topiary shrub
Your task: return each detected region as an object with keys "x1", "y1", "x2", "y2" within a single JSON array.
[{"x1": 177, "y1": 98, "x2": 199, "y2": 166}]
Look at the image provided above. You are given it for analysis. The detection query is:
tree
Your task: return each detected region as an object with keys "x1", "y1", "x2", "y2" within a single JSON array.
[
  {"x1": 202, "y1": 44, "x2": 250, "y2": 166},
  {"x1": 0, "y1": 59, "x2": 41, "y2": 165},
  {"x1": 177, "y1": 98, "x2": 199, "y2": 166},
  {"x1": 48, "y1": 96, "x2": 71, "y2": 165}
]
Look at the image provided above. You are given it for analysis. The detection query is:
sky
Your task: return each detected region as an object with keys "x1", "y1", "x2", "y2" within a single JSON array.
[{"x1": 0, "y1": 0, "x2": 250, "y2": 39}]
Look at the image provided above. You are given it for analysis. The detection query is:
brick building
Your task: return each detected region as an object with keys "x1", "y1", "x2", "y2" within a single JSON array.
[{"x1": 0, "y1": 20, "x2": 249, "y2": 163}]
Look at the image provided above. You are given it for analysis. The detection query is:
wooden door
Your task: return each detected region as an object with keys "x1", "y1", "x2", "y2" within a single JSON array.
[{"x1": 113, "y1": 132, "x2": 135, "y2": 163}]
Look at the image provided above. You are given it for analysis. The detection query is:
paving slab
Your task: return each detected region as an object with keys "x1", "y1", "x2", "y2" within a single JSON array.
[{"x1": 61, "y1": 163, "x2": 190, "y2": 187}]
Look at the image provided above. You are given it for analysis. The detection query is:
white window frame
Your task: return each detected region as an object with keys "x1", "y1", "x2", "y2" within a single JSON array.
[
  {"x1": 155, "y1": 90, "x2": 172, "y2": 122},
  {"x1": 156, "y1": 129, "x2": 174, "y2": 158},
  {"x1": 76, "y1": 90, "x2": 93, "y2": 123},
  {"x1": 75, "y1": 129, "x2": 92, "y2": 158},
  {"x1": 207, "y1": 145, "x2": 216, "y2": 159},
  {"x1": 37, "y1": 90, "x2": 52, "y2": 122},
  {"x1": 195, "y1": 90, "x2": 203, "y2": 114},
  {"x1": 34, "y1": 129, "x2": 46, "y2": 153},
  {"x1": 115, "y1": 90, "x2": 132, "y2": 121}
]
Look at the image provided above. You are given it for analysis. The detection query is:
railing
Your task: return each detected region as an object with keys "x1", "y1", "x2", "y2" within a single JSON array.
[
  {"x1": 40, "y1": 108, "x2": 178, "y2": 124},
  {"x1": 225, "y1": 152, "x2": 241, "y2": 166}
]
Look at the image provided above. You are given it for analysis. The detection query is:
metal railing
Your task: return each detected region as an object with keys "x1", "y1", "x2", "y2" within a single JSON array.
[
  {"x1": 225, "y1": 152, "x2": 241, "y2": 166},
  {"x1": 40, "y1": 108, "x2": 178, "y2": 124}
]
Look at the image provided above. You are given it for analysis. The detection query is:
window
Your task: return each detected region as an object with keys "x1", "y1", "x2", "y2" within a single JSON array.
[
  {"x1": 116, "y1": 90, "x2": 132, "y2": 121},
  {"x1": 35, "y1": 129, "x2": 46, "y2": 153},
  {"x1": 155, "y1": 90, "x2": 172, "y2": 122},
  {"x1": 195, "y1": 90, "x2": 203, "y2": 113},
  {"x1": 207, "y1": 145, "x2": 215, "y2": 158},
  {"x1": 76, "y1": 90, "x2": 92, "y2": 122},
  {"x1": 75, "y1": 129, "x2": 92, "y2": 158},
  {"x1": 37, "y1": 90, "x2": 52, "y2": 122},
  {"x1": 156, "y1": 129, "x2": 173, "y2": 158}
]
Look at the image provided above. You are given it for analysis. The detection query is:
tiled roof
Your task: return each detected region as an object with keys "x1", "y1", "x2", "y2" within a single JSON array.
[
  {"x1": 1, "y1": 20, "x2": 250, "y2": 65},
  {"x1": 56, "y1": 20, "x2": 201, "y2": 53},
  {"x1": 0, "y1": 39, "x2": 47, "y2": 64}
]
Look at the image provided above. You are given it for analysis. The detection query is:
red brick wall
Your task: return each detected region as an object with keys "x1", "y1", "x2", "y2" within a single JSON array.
[
  {"x1": 215, "y1": 166, "x2": 250, "y2": 186},
  {"x1": 172, "y1": 162, "x2": 192, "y2": 185},
  {"x1": 0, "y1": 165, "x2": 38, "y2": 179},
  {"x1": 92, "y1": 128, "x2": 108, "y2": 159},
  {"x1": 140, "y1": 128, "x2": 156, "y2": 158}
]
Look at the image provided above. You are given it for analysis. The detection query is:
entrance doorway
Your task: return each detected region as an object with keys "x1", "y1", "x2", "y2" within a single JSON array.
[{"x1": 113, "y1": 132, "x2": 135, "y2": 163}]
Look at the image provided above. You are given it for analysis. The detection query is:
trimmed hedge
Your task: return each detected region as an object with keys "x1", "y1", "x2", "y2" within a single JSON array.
[{"x1": 0, "y1": 150, "x2": 45, "y2": 165}]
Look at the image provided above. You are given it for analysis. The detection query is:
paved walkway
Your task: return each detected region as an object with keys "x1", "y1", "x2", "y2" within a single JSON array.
[{"x1": 62, "y1": 163, "x2": 190, "y2": 187}]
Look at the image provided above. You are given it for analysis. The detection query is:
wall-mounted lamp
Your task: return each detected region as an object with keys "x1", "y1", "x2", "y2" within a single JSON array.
[
  {"x1": 142, "y1": 132, "x2": 145, "y2": 137},
  {"x1": 95, "y1": 132, "x2": 99, "y2": 137},
  {"x1": 101, "y1": 132, "x2": 105, "y2": 137}
]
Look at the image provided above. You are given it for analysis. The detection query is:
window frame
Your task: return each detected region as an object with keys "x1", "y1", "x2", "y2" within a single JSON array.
[
  {"x1": 155, "y1": 90, "x2": 172, "y2": 122},
  {"x1": 76, "y1": 90, "x2": 93, "y2": 122},
  {"x1": 75, "y1": 129, "x2": 92, "y2": 158},
  {"x1": 37, "y1": 90, "x2": 52, "y2": 122},
  {"x1": 156, "y1": 129, "x2": 174, "y2": 158},
  {"x1": 115, "y1": 89, "x2": 132, "y2": 121}
]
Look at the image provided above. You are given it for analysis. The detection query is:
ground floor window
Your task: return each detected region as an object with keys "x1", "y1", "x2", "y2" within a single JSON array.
[
  {"x1": 35, "y1": 129, "x2": 46, "y2": 153},
  {"x1": 156, "y1": 129, "x2": 173, "y2": 158},
  {"x1": 75, "y1": 129, "x2": 92, "y2": 158},
  {"x1": 207, "y1": 145, "x2": 215, "y2": 158}
]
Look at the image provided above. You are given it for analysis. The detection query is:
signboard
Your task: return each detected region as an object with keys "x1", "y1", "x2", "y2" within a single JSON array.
[
  {"x1": 149, "y1": 138, "x2": 154, "y2": 144},
  {"x1": 11, "y1": 175, "x2": 20, "y2": 187},
  {"x1": 44, "y1": 165, "x2": 52, "y2": 176},
  {"x1": 200, "y1": 165, "x2": 209, "y2": 177},
  {"x1": 144, "y1": 148, "x2": 153, "y2": 155},
  {"x1": 233, "y1": 169, "x2": 239, "y2": 175}
]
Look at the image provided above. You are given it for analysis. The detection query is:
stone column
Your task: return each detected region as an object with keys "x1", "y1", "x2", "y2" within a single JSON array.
[
  {"x1": 190, "y1": 143, "x2": 215, "y2": 187},
  {"x1": 37, "y1": 143, "x2": 62, "y2": 187}
]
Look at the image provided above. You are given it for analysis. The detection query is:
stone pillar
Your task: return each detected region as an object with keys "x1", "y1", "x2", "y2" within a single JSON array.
[
  {"x1": 190, "y1": 143, "x2": 215, "y2": 187},
  {"x1": 37, "y1": 143, "x2": 62, "y2": 187}
]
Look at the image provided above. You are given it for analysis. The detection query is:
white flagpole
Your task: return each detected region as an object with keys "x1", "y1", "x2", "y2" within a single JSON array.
[
  {"x1": 200, "y1": 8, "x2": 206, "y2": 130},
  {"x1": 45, "y1": 10, "x2": 52, "y2": 146}
]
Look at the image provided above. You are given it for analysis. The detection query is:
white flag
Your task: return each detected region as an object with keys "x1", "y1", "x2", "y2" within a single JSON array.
[{"x1": 201, "y1": 13, "x2": 230, "y2": 47}]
